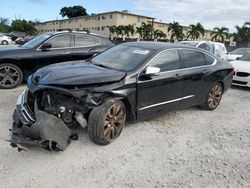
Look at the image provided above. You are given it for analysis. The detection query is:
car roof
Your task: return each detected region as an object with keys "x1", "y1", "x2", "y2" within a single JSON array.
[
  {"x1": 48, "y1": 30, "x2": 100, "y2": 36},
  {"x1": 123, "y1": 41, "x2": 196, "y2": 51}
]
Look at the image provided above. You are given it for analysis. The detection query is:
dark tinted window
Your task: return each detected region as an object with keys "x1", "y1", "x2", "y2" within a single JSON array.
[
  {"x1": 205, "y1": 54, "x2": 215, "y2": 65},
  {"x1": 239, "y1": 53, "x2": 250, "y2": 61},
  {"x1": 182, "y1": 50, "x2": 205, "y2": 68},
  {"x1": 48, "y1": 34, "x2": 71, "y2": 48},
  {"x1": 149, "y1": 50, "x2": 179, "y2": 72},
  {"x1": 198, "y1": 43, "x2": 210, "y2": 51},
  {"x1": 75, "y1": 34, "x2": 101, "y2": 47}
]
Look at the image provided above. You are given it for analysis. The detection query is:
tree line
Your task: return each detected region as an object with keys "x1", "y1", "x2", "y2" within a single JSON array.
[
  {"x1": 0, "y1": 18, "x2": 38, "y2": 35},
  {"x1": 107, "y1": 21, "x2": 250, "y2": 43}
]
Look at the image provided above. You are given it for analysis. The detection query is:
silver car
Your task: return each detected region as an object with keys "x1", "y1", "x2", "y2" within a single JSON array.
[{"x1": 179, "y1": 41, "x2": 228, "y2": 60}]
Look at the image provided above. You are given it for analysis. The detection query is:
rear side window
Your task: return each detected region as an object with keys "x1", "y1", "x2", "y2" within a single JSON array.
[
  {"x1": 74, "y1": 34, "x2": 101, "y2": 47},
  {"x1": 149, "y1": 50, "x2": 180, "y2": 72},
  {"x1": 47, "y1": 34, "x2": 71, "y2": 48},
  {"x1": 205, "y1": 54, "x2": 215, "y2": 65},
  {"x1": 182, "y1": 50, "x2": 205, "y2": 68},
  {"x1": 198, "y1": 43, "x2": 210, "y2": 51}
]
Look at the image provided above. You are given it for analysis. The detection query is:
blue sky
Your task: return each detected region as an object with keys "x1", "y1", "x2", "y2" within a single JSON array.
[
  {"x1": 0, "y1": 0, "x2": 249, "y2": 32},
  {"x1": 0, "y1": 0, "x2": 132, "y2": 22}
]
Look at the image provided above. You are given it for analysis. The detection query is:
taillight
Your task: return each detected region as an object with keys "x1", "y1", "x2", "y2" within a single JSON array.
[{"x1": 229, "y1": 68, "x2": 235, "y2": 74}]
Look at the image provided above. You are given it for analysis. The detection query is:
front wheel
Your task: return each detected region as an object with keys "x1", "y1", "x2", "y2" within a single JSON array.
[
  {"x1": 201, "y1": 82, "x2": 223, "y2": 110},
  {"x1": 88, "y1": 99, "x2": 126, "y2": 145},
  {"x1": 0, "y1": 63, "x2": 23, "y2": 89},
  {"x1": 2, "y1": 40, "x2": 8, "y2": 45}
]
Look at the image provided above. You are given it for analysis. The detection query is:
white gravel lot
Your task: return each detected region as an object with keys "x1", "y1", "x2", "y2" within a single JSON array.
[{"x1": 0, "y1": 85, "x2": 250, "y2": 188}]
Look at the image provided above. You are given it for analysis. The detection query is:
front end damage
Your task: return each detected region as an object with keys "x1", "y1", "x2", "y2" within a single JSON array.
[{"x1": 10, "y1": 87, "x2": 110, "y2": 151}]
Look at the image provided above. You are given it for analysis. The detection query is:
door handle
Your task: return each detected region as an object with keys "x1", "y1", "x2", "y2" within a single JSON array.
[
  {"x1": 174, "y1": 73, "x2": 183, "y2": 80},
  {"x1": 62, "y1": 52, "x2": 70, "y2": 55}
]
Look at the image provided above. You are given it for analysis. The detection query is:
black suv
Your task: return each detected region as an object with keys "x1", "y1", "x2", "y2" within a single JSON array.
[{"x1": 0, "y1": 31, "x2": 114, "y2": 89}]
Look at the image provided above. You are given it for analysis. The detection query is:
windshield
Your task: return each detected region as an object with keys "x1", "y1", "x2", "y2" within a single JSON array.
[
  {"x1": 231, "y1": 48, "x2": 250, "y2": 55},
  {"x1": 21, "y1": 33, "x2": 53, "y2": 48},
  {"x1": 239, "y1": 53, "x2": 250, "y2": 61},
  {"x1": 91, "y1": 44, "x2": 155, "y2": 71}
]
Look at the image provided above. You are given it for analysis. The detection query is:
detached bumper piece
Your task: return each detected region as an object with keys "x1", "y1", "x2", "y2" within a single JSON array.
[{"x1": 10, "y1": 90, "x2": 77, "y2": 151}]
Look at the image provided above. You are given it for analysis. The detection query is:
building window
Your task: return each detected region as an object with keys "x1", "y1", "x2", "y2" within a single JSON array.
[
  {"x1": 102, "y1": 15, "x2": 106, "y2": 20},
  {"x1": 110, "y1": 14, "x2": 113, "y2": 19},
  {"x1": 102, "y1": 26, "x2": 105, "y2": 31},
  {"x1": 97, "y1": 16, "x2": 101, "y2": 20},
  {"x1": 121, "y1": 14, "x2": 127, "y2": 19}
]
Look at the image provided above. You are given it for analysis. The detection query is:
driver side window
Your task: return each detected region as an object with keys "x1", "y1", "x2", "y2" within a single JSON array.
[
  {"x1": 47, "y1": 34, "x2": 71, "y2": 48},
  {"x1": 149, "y1": 50, "x2": 180, "y2": 72}
]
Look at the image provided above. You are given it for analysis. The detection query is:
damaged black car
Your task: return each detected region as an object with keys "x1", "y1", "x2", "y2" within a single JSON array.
[{"x1": 10, "y1": 42, "x2": 234, "y2": 151}]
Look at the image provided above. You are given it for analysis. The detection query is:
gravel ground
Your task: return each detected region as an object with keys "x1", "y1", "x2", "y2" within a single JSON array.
[{"x1": 0, "y1": 85, "x2": 250, "y2": 188}]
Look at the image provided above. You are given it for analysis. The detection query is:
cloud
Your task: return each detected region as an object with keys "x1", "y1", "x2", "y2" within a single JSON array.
[{"x1": 130, "y1": 0, "x2": 250, "y2": 32}]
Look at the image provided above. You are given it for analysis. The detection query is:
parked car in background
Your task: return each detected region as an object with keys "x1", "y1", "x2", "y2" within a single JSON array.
[
  {"x1": 0, "y1": 31, "x2": 114, "y2": 89},
  {"x1": 0, "y1": 34, "x2": 12, "y2": 45},
  {"x1": 227, "y1": 48, "x2": 250, "y2": 61},
  {"x1": 179, "y1": 41, "x2": 228, "y2": 60},
  {"x1": 15, "y1": 36, "x2": 35, "y2": 45},
  {"x1": 10, "y1": 42, "x2": 234, "y2": 151},
  {"x1": 231, "y1": 53, "x2": 250, "y2": 87}
]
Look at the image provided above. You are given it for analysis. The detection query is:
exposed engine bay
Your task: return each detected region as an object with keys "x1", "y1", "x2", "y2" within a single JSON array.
[{"x1": 10, "y1": 87, "x2": 111, "y2": 151}]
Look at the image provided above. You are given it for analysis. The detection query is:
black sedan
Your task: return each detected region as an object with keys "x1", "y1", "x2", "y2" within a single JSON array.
[
  {"x1": 10, "y1": 42, "x2": 234, "y2": 151},
  {"x1": 0, "y1": 31, "x2": 113, "y2": 89}
]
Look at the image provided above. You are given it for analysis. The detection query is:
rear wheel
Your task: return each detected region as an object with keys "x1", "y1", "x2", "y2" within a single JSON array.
[
  {"x1": 2, "y1": 40, "x2": 8, "y2": 45},
  {"x1": 202, "y1": 82, "x2": 223, "y2": 110},
  {"x1": 0, "y1": 63, "x2": 23, "y2": 89},
  {"x1": 88, "y1": 99, "x2": 126, "y2": 145}
]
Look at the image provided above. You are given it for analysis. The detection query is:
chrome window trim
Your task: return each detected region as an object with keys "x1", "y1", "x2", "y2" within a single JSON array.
[
  {"x1": 139, "y1": 95, "x2": 195, "y2": 111},
  {"x1": 138, "y1": 48, "x2": 217, "y2": 77},
  {"x1": 36, "y1": 33, "x2": 101, "y2": 51}
]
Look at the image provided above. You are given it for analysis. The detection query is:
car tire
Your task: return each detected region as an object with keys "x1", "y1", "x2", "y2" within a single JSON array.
[
  {"x1": 201, "y1": 82, "x2": 223, "y2": 110},
  {"x1": 88, "y1": 99, "x2": 126, "y2": 145},
  {"x1": 2, "y1": 40, "x2": 8, "y2": 45},
  {"x1": 0, "y1": 63, "x2": 23, "y2": 89}
]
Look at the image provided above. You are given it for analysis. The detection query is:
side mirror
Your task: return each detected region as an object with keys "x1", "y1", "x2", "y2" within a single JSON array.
[
  {"x1": 145, "y1": 66, "x2": 160, "y2": 76},
  {"x1": 40, "y1": 42, "x2": 52, "y2": 50}
]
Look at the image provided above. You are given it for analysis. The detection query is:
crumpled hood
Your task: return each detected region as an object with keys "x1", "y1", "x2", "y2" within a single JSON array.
[{"x1": 32, "y1": 60, "x2": 126, "y2": 86}]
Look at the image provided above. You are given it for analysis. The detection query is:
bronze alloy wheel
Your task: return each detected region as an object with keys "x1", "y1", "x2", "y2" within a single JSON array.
[
  {"x1": 207, "y1": 84, "x2": 223, "y2": 109},
  {"x1": 0, "y1": 65, "x2": 20, "y2": 88},
  {"x1": 104, "y1": 102, "x2": 126, "y2": 140}
]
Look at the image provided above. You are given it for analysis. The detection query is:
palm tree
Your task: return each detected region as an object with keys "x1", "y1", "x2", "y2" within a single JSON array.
[
  {"x1": 140, "y1": 22, "x2": 153, "y2": 39},
  {"x1": 153, "y1": 29, "x2": 166, "y2": 39},
  {"x1": 128, "y1": 24, "x2": 135, "y2": 38},
  {"x1": 187, "y1": 22, "x2": 205, "y2": 40},
  {"x1": 123, "y1": 24, "x2": 135, "y2": 39},
  {"x1": 232, "y1": 22, "x2": 250, "y2": 42},
  {"x1": 136, "y1": 26, "x2": 143, "y2": 39},
  {"x1": 116, "y1": 25, "x2": 125, "y2": 38},
  {"x1": 168, "y1": 21, "x2": 184, "y2": 41},
  {"x1": 106, "y1": 25, "x2": 117, "y2": 39},
  {"x1": 211, "y1": 27, "x2": 229, "y2": 42}
]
